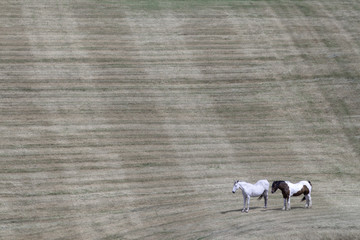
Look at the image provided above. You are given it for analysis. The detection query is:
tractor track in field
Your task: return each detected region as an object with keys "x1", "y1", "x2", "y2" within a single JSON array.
[{"x1": 1, "y1": 0, "x2": 360, "y2": 239}]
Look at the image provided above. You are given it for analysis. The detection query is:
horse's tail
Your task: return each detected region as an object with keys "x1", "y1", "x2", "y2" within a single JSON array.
[
  {"x1": 301, "y1": 181, "x2": 312, "y2": 202},
  {"x1": 257, "y1": 190, "x2": 267, "y2": 200}
]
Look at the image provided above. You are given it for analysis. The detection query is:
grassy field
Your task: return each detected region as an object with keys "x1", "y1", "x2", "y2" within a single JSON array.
[{"x1": 1, "y1": 0, "x2": 360, "y2": 239}]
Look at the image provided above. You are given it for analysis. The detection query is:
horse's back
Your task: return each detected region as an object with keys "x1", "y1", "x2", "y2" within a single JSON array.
[
  {"x1": 301, "y1": 180, "x2": 312, "y2": 192},
  {"x1": 289, "y1": 180, "x2": 312, "y2": 194},
  {"x1": 255, "y1": 179, "x2": 269, "y2": 189}
]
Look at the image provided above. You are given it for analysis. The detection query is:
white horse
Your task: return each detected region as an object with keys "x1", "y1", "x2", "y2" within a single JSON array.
[
  {"x1": 271, "y1": 180, "x2": 312, "y2": 210},
  {"x1": 232, "y1": 180, "x2": 269, "y2": 212}
]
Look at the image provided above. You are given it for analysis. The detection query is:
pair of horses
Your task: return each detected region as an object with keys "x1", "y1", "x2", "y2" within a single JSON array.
[{"x1": 232, "y1": 179, "x2": 312, "y2": 212}]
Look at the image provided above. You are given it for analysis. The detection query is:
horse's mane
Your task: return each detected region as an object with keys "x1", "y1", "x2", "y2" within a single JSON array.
[
  {"x1": 272, "y1": 181, "x2": 290, "y2": 198},
  {"x1": 272, "y1": 180, "x2": 285, "y2": 187}
]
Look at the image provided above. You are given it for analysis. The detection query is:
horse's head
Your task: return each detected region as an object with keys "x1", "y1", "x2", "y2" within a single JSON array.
[
  {"x1": 232, "y1": 180, "x2": 240, "y2": 194},
  {"x1": 271, "y1": 181, "x2": 282, "y2": 193}
]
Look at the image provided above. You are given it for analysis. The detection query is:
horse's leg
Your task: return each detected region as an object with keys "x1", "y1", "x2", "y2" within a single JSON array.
[
  {"x1": 304, "y1": 195, "x2": 309, "y2": 208},
  {"x1": 308, "y1": 194, "x2": 312, "y2": 208},
  {"x1": 282, "y1": 198, "x2": 286, "y2": 210},
  {"x1": 242, "y1": 195, "x2": 246, "y2": 212},
  {"x1": 246, "y1": 195, "x2": 250, "y2": 212},
  {"x1": 264, "y1": 190, "x2": 268, "y2": 208},
  {"x1": 287, "y1": 197, "x2": 291, "y2": 210}
]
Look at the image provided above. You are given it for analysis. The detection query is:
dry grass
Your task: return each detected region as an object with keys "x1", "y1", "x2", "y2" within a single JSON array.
[{"x1": 1, "y1": 0, "x2": 360, "y2": 239}]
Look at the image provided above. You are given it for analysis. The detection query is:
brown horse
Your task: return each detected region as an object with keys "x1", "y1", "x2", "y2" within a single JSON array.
[{"x1": 271, "y1": 180, "x2": 312, "y2": 210}]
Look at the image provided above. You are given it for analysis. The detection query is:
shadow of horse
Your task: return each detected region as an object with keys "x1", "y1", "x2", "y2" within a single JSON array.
[
  {"x1": 262, "y1": 206, "x2": 306, "y2": 212},
  {"x1": 221, "y1": 206, "x2": 306, "y2": 214},
  {"x1": 221, "y1": 207, "x2": 265, "y2": 214}
]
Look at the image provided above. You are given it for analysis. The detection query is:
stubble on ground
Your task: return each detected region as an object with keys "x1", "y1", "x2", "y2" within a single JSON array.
[{"x1": 0, "y1": 0, "x2": 360, "y2": 239}]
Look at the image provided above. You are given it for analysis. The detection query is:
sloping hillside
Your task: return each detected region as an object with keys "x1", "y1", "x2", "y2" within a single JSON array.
[{"x1": 1, "y1": 0, "x2": 359, "y2": 239}]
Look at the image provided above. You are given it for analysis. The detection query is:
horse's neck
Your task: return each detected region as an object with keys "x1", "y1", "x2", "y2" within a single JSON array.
[
  {"x1": 279, "y1": 182, "x2": 289, "y2": 193},
  {"x1": 238, "y1": 183, "x2": 246, "y2": 191}
]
